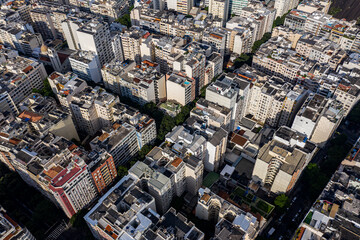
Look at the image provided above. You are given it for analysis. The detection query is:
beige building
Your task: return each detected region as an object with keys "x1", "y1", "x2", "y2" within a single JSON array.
[
  {"x1": 252, "y1": 126, "x2": 317, "y2": 194},
  {"x1": 166, "y1": 73, "x2": 195, "y2": 106}
]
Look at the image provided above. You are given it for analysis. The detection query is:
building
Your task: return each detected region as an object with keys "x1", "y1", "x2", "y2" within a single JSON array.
[
  {"x1": 294, "y1": 137, "x2": 360, "y2": 240},
  {"x1": 292, "y1": 94, "x2": 344, "y2": 145},
  {"x1": 88, "y1": 149, "x2": 117, "y2": 193},
  {"x1": 251, "y1": 126, "x2": 317, "y2": 193},
  {"x1": 205, "y1": 73, "x2": 250, "y2": 130},
  {"x1": 90, "y1": 123, "x2": 139, "y2": 166},
  {"x1": 208, "y1": 0, "x2": 229, "y2": 26},
  {"x1": 196, "y1": 188, "x2": 261, "y2": 239},
  {"x1": 0, "y1": 55, "x2": 47, "y2": 106},
  {"x1": 118, "y1": 60, "x2": 166, "y2": 105},
  {"x1": 49, "y1": 158, "x2": 98, "y2": 218},
  {"x1": 229, "y1": 0, "x2": 248, "y2": 16},
  {"x1": 0, "y1": 207, "x2": 35, "y2": 240},
  {"x1": 166, "y1": 73, "x2": 196, "y2": 106},
  {"x1": 246, "y1": 76, "x2": 308, "y2": 127},
  {"x1": 102, "y1": 60, "x2": 136, "y2": 95},
  {"x1": 274, "y1": 0, "x2": 299, "y2": 17},
  {"x1": 69, "y1": 50, "x2": 102, "y2": 83},
  {"x1": 90, "y1": 0, "x2": 129, "y2": 22},
  {"x1": 129, "y1": 161, "x2": 174, "y2": 214},
  {"x1": 76, "y1": 19, "x2": 114, "y2": 65},
  {"x1": 70, "y1": 86, "x2": 119, "y2": 136},
  {"x1": 84, "y1": 175, "x2": 157, "y2": 240},
  {"x1": 47, "y1": 72, "x2": 88, "y2": 113}
]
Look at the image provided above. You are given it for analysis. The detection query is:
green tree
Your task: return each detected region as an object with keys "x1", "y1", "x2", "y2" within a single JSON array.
[
  {"x1": 303, "y1": 163, "x2": 329, "y2": 199},
  {"x1": 274, "y1": 194, "x2": 289, "y2": 209},
  {"x1": 116, "y1": 14, "x2": 131, "y2": 28},
  {"x1": 117, "y1": 166, "x2": 128, "y2": 178},
  {"x1": 32, "y1": 78, "x2": 55, "y2": 97}
]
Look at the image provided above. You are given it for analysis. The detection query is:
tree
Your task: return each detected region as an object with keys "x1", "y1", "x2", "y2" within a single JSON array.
[
  {"x1": 32, "y1": 78, "x2": 55, "y2": 97},
  {"x1": 303, "y1": 163, "x2": 329, "y2": 199},
  {"x1": 116, "y1": 14, "x2": 131, "y2": 28},
  {"x1": 117, "y1": 166, "x2": 128, "y2": 178},
  {"x1": 274, "y1": 194, "x2": 289, "y2": 209}
]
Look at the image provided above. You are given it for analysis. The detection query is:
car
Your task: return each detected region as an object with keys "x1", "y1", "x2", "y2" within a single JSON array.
[
  {"x1": 278, "y1": 214, "x2": 284, "y2": 222},
  {"x1": 279, "y1": 236, "x2": 283, "y2": 240},
  {"x1": 298, "y1": 208, "x2": 302, "y2": 213},
  {"x1": 292, "y1": 196, "x2": 297, "y2": 202}
]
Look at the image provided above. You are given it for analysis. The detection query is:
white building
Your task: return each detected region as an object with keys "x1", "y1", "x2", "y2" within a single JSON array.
[{"x1": 69, "y1": 50, "x2": 102, "y2": 83}]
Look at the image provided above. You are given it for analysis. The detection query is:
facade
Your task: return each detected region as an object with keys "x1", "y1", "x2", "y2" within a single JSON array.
[
  {"x1": 88, "y1": 150, "x2": 117, "y2": 193},
  {"x1": 90, "y1": 123, "x2": 139, "y2": 166},
  {"x1": 76, "y1": 19, "x2": 114, "y2": 65},
  {"x1": 69, "y1": 50, "x2": 102, "y2": 83},
  {"x1": 49, "y1": 160, "x2": 98, "y2": 218},
  {"x1": 251, "y1": 126, "x2": 317, "y2": 193},
  {"x1": 0, "y1": 207, "x2": 36, "y2": 240},
  {"x1": 0, "y1": 55, "x2": 47, "y2": 106},
  {"x1": 166, "y1": 73, "x2": 196, "y2": 106}
]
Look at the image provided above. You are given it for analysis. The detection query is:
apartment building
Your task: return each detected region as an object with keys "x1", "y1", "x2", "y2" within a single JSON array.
[
  {"x1": 30, "y1": 4, "x2": 70, "y2": 40},
  {"x1": 61, "y1": 12, "x2": 95, "y2": 51},
  {"x1": 76, "y1": 19, "x2": 114, "y2": 65},
  {"x1": 252, "y1": 126, "x2": 317, "y2": 193},
  {"x1": 48, "y1": 72, "x2": 88, "y2": 113},
  {"x1": 274, "y1": 0, "x2": 299, "y2": 17},
  {"x1": 206, "y1": 73, "x2": 250, "y2": 130},
  {"x1": 208, "y1": 0, "x2": 229, "y2": 26},
  {"x1": 152, "y1": 36, "x2": 186, "y2": 74},
  {"x1": 0, "y1": 207, "x2": 35, "y2": 240},
  {"x1": 118, "y1": 60, "x2": 166, "y2": 105},
  {"x1": 69, "y1": 50, "x2": 102, "y2": 83},
  {"x1": 196, "y1": 188, "x2": 260, "y2": 239},
  {"x1": 17, "y1": 93, "x2": 80, "y2": 140},
  {"x1": 253, "y1": 36, "x2": 314, "y2": 84},
  {"x1": 166, "y1": 73, "x2": 195, "y2": 106},
  {"x1": 90, "y1": 123, "x2": 138, "y2": 166},
  {"x1": 167, "y1": 0, "x2": 193, "y2": 14},
  {"x1": 49, "y1": 157, "x2": 97, "y2": 218},
  {"x1": 90, "y1": 0, "x2": 129, "y2": 22},
  {"x1": 84, "y1": 175, "x2": 157, "y2": 239},
  {"x1": 84, "y1": 175, "x2": 204, "y2": 239},
  {"x1": 247, "y1": 77, "x2": 308, "y2": 127},
  {"x1": 102, "y1": 60, "x2": 136, "y2": 95},
  {"x1": 129, "y1": 161, "x2": 173, "y2": 214},
  {"x1": 87, "y1": 149, "x2": 117, "y2": 193},
  {"x1": 292, "y1": 94, "x2": 344, "y2": 146},
  {"x1": 120, "y1": 27, "x2": 149, "y2": 64},
  {"x1": 17, "y1": 32, "x2": 43, "y2": 56},
  {"x1": 0, "y1": 55, "x2": 47, "y2": 105}
]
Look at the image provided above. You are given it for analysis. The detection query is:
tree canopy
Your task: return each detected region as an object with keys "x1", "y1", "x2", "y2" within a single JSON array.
[{"x1": 274, "y1": 194, "x2": 289, "y2": 209}]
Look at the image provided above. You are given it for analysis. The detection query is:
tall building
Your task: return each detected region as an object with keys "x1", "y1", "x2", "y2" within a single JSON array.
[
  {"x1": 87, "y1": 149, "x2": 117, "y2": 193},
  {"x1": 0, "y1": 55, "x2": 47, "y2": 105},
  {"x1": 70, "y1": 86, "x2": 119, "y2": 136},
  {"x1": 102, "y1": 60, "x2": 136, "y2": 95},
  {"x1": 90, "y1": 123, "x2": 139, "y2": 166},
  {"x1": 69, "y1": 50, "x2": 102, "y2": 83},
  {"x1": 208, "y1": 0, "x2": 229, "y2": 26},
  {"x1": 47, "y1": 72, "x2": 88, "y2": 113},
  {"x1": 84, "y1": 175, "x2": 157, "y2": 240},
  {"x1": 229, "y1": 0, "x2": 248, "y2": 16},
  {"x1": 0, "y1": 207, "x2": 36, "y2": 240},
  {"x1": 167, "y1": 0, "x2": 194, "y2": 14},
  {"x1": 251, "y1": 126, "x2": 317, "y2": 193},
  {"x1": 49, "y1": 156, "x2": 98, "y2": 218},
  {"x1": 166, "y1": 73, "x2": 196, "y2": 106},
  {"x1": 118, "y1": 60, "x2": 166, "y2": 105},
  {"x1": 76, "y1": 19, "x2": 114, "y2": 65},
  {"x1": 274, "y1": 0, "x2": 299, "y2": 17}
]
